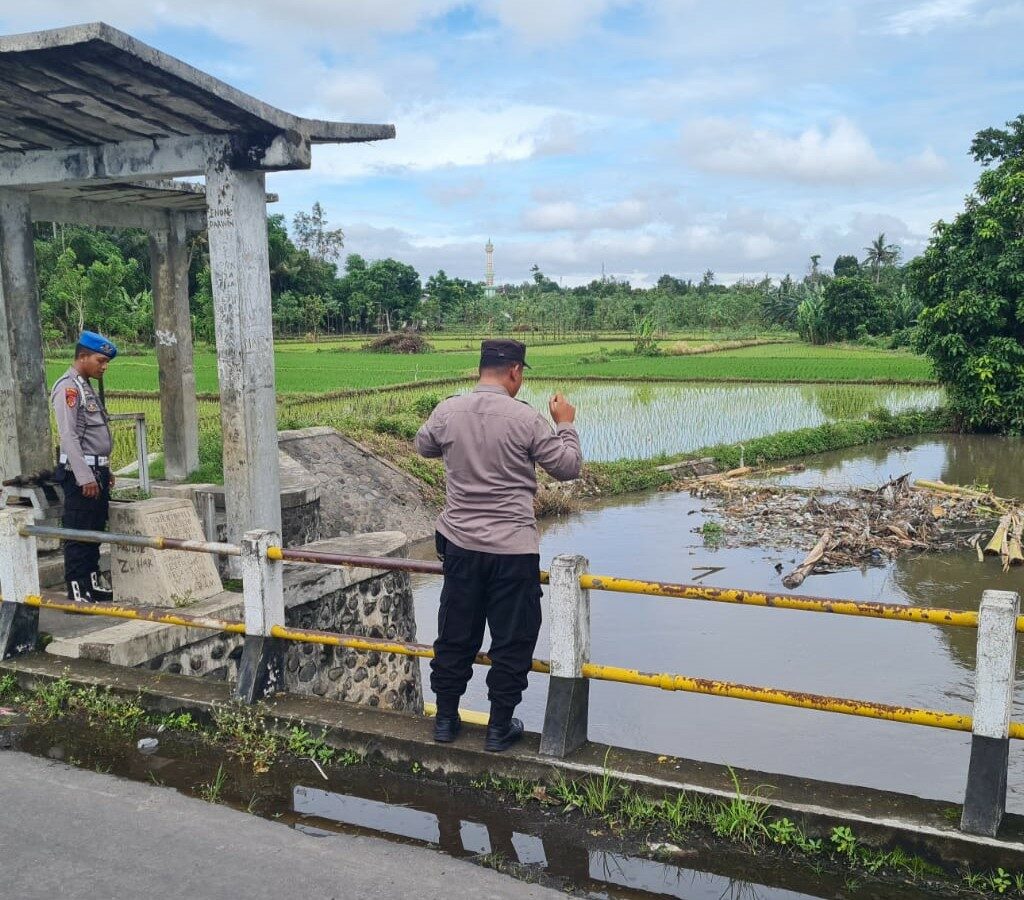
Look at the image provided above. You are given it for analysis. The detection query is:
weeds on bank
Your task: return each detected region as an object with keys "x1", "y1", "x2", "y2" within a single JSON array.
[
  {"x1": 211, "y1": 704, "x2": 280, "y2": 773},
  {"x1": 198, "y1": 764, "x2": 227, "y2": 803},
  {"x1": 21, "y1": 675, "x2": 146, "y2": 733},
  {"x1": 470, "y1": 772, "x2": 535, "y2": 804},
  {"x1": 0, "y1": 672, "x2": 19, "y2": 701},
  {"x1": 286, "y1": 725, "x2": 362, "y2": 767}
]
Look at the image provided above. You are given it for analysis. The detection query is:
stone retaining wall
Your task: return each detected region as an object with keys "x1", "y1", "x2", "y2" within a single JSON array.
[{"x1": 51, "y1": 532, "x2": 422, "y2": 713}]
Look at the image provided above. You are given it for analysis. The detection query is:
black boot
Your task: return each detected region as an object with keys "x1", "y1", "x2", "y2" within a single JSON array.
[
  {"x1": 484, "y1": 718, "x2": 524, "y2": 752},
  {"x1": 89, "y1": 571, "x2": 113, "y2": 603},
  {"x1": 66, "y1": 579, "x2": 94, "y2": 603},
  {"x1": 433, "y1": 715, "x2": 462, "y2": 743}
]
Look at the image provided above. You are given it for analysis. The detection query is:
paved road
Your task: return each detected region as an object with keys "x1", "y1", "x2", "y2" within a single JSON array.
[{"x1": 0, "y1": 751, "x2": 565, "y2": 899}]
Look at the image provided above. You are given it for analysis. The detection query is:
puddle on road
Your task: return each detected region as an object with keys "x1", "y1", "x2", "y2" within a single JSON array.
[{"x1": 1, "y1": 715, "x2": 941, "y2": 900}]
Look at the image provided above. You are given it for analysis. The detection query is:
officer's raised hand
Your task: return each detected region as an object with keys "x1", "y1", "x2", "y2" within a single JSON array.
[{"x1": 549, "y1": 392, "x2": 576, "y2": 425}]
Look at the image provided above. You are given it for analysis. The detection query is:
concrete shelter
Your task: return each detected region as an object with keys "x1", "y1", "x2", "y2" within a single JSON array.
[{"x1": 0, "y1": 22, "x2": 394, "y2": 548}]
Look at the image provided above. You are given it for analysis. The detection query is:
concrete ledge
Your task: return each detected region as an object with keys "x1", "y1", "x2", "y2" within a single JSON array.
[
  {"x1": 4, "y1": 652, "x2": 1024, "y2": 871},
  {"x1": 43, "y1": 531, "x2": 410, "y2": 667}
]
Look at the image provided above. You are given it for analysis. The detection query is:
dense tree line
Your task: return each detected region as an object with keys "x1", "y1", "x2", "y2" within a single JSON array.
[{"x1": 32, "y1": 198, "x2": 916, "y2": 346}]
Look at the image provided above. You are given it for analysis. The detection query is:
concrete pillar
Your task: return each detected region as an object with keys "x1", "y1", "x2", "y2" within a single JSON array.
[
  {"x1": 0, "y1": 508, "x2": 40, "y2": 658},
  {"x1": 962, "y1": 589, "x2": 1020, "y2": 836},
  {"x1": 150, "y1": 213, "x2": 199, "y2": 481},
  {"x1": 0, "y1": 189, "x2": 51, "y2": 482},
  {"x1": 204, "y1": 164, "x2": 281, "y2": 560},
  {"x1": 236, "y1": 528, "x2": 284, "y2": 703},
  {"x1": 541, "y1": 553, "x2": 591, "y2": 758}
]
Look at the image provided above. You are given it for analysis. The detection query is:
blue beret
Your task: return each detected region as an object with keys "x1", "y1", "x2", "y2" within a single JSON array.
[{"x1": 78, "y1": 331, "x2": 118, "y2": 359}]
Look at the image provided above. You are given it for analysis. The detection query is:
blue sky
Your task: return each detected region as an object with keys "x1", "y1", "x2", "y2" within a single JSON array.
[{"x1": 2, "y1": 1, "x2": 1021, "y2": 285}]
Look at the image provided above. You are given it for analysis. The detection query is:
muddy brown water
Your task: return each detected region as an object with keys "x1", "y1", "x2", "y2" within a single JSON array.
[
  {"x1": 2, "y1": 716, "x2": 939, "y2": 900},
  {"x1": 410, "y1": 434, "x2": 1024, "y2": 812}
]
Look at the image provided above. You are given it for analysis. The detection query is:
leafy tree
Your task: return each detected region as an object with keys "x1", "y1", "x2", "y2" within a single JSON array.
[
  {"x1": 796, "y1": 286, "x2": 826, "y2": 345},
  {"x1": 833, "y1": 254, "x2": 860, "y2": 278},
  {"x1": 911, "y1": 115, "x2": 1024, "y2": 433},
  {"x1": 292, "y1": 201, "x2": 345, "y2": 263},
  {"x1": 301, "y1": 293, "x2": 328, "y2": 340},
  {"x1": 863, "y1": 233, "x2": 900, "y2": 284},
  {"x1": 822, "y1": 277, "x2": 880, "y2": 340}
]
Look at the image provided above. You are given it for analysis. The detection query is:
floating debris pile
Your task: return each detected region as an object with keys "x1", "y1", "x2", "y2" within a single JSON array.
[{"x1": 668, "y1": 470, "x2": 1018, "y2": 585}]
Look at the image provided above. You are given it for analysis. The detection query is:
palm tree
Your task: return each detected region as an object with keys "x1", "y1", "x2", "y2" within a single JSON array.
[{"x1": 863, "y1": 233, "x2": 900, "y2": 284}]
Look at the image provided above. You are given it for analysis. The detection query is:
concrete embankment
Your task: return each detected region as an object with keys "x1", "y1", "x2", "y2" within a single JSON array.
[{"x1": 3, "y1": 652, "x2": 1023, "y2": 873}]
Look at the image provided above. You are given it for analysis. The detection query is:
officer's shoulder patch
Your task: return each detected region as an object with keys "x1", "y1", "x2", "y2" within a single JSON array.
[{"x1": 65, "y1": 386, "x2": 79, "y2": 409}]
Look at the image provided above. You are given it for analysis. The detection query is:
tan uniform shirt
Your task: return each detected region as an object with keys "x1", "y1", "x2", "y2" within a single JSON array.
[
  {"x1": 50, "y1": 366, "x2": 112, "y2": 486},
  {"x1": 415, "y1": 384, "x2": 583, "y2": 555}
]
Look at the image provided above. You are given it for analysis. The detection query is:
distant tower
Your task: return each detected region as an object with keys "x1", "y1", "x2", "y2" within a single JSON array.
[{"x1": 484, "y1": 239, "x2": 496, "y2": 298}]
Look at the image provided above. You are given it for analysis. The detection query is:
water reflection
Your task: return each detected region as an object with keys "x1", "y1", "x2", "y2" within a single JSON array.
[
  {"x1": 511, "y1": 382, "x2": 943, "y2": 461},
  {"x1": 293, "y1": 782, "x2": 833, "y2": 900}
]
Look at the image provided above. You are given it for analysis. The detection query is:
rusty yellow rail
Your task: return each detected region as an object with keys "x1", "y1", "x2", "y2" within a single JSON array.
[
  {"x1": 22, "y1": 595, "x2": 246, "y2": 633},
  {"x1": 579, "y1": 573, "x2": 986, "y2": 629},
  {"x1": 17, "y1": 594, "x2": 1018, "y2": 738}
]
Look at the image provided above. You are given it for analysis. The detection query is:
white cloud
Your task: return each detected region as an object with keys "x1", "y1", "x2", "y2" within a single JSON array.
[
  {"x1": 681, "y1": 117, "x2": 947, "y2": 185},
  {"x1": 311, "y1": 102, "x2": 579, "y2": 178},
  {"x1": 316, "y1": 72, "x2": 394, "y2": 121},
  {"x1": 481, "y1": 0, "x2": 619, "y2": 42},
  {"x1": 0, "y1": 1, "x2": 459, "y2": 44},
  {"x1": 882, "y1": 0, "x2": 977, "y2": 35},
  {"x1": 521, "y1": 198, "x2": 650, "y2": 232}
]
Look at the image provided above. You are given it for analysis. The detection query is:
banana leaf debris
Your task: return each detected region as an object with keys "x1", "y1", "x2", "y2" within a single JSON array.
[{"x1": 666, "y1": 468, "x2": 1019, "y2": 585}]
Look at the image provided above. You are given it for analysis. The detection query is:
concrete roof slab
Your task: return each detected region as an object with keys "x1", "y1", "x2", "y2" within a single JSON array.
[{"x1": 0, "y1": 22, "x2": 394, "y2": 152}]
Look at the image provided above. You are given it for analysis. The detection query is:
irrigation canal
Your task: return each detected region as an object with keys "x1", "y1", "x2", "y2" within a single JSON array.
[{"x1": 411, "y1": 433, "x2": 1024, "y2": 811}]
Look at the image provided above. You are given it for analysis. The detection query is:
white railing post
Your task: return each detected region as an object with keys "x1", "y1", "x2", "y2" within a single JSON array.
[
  {"x1": 962, "y1": 589, "x2": 1020, "y2": 836},
  {"x1": 0, "y1": 507, "x2": 40, "y2": 658},
  {"x1": 135, "y1": 415, "x2": 150, "y2": 495},
  {"x1": 541, "y1": 553, "x2": 590, "y2": 757},
  {"x1": 235, "y1": 528, "x2": 285, "y2": 704}
]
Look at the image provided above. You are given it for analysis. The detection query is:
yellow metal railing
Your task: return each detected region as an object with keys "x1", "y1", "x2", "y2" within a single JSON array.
[
  {"x1": 16, "y1": 592, "x2": 1019, "y2": 739},
  {"x1": 6, "y1": 522, "x2": 1019, "y2": 741}
]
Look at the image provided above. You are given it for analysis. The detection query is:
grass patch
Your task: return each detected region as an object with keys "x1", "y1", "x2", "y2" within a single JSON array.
[{"x1": 48, "y1": 338, "x2": 934, "y2": 395}]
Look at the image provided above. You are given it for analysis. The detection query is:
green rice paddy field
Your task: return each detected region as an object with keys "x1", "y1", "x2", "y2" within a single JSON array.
[{"x1": 47, "y1": 340, "x2": 934, "y2": 394}]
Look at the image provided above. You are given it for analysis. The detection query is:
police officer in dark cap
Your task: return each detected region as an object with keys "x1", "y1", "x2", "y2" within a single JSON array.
[
  {"x1": 416, "y1": 338, "x2": 583, "y2": 751},
  {"x1": 50, "y1": 331, "x2": 117, "y2": 603}
]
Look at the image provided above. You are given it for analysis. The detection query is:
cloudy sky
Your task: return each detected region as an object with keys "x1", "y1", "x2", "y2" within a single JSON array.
[{"x1": 1, "y1": 2, "x2": 1020, "y2": 285}]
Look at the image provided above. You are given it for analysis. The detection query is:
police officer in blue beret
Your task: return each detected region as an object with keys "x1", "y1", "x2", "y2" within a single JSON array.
[{"x1": 50, "y1": 331, "x2": 118, "y2": 603}]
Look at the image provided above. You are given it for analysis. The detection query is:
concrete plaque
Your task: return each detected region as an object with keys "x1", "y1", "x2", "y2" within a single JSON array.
[{"x1": 109, "y1": 498, "x2": 222, "y2": 607}]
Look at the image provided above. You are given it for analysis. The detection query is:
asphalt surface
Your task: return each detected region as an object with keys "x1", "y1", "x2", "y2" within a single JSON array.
[{"x1": 0, "y1": 750, "x2": 565, "y2": 899}]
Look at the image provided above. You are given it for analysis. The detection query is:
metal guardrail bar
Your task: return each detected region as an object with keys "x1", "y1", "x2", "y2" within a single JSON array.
[
  {"x1": 17, "y1": 524, "x2": 996, "y2": 629},
  {"x1": 22, "y1": 595, "x2": 246, "y2": 633},
  {"x1": 20, "y1": 524, "x2": 241, "y2": 557},
  {"x1": 579, "y1": 574, "x2": 983, "y2": 629},
  {"x1": 15, "y1": 593, "x2": 1013, "y2": 738},
  {"x1": 270, "y1": 545, "x2": 444, "y2": 576}
]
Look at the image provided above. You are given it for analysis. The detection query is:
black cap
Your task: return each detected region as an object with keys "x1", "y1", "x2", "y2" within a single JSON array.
[{"x1": 480, "y1": 339, "x2": 531, "y2": 368}]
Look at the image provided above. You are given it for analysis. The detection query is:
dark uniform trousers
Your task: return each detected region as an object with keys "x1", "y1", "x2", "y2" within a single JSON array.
[
  {"x1": 58, "y1": 464, "x2": 111, "y2": 586},
  {"x1": 431, "y1": 532, "x2": 542, "y2": 723}
]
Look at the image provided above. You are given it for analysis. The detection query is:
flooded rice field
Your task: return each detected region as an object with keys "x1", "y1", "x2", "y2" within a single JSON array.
[
  {"x1": 513, "y1": 382, "x2": 944, "y2": 461},
  {"x1": 411, "y1": 434, "x2": 1024, "y2": 811}
]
